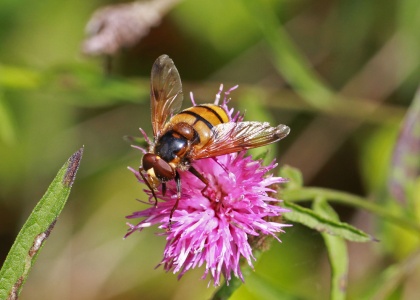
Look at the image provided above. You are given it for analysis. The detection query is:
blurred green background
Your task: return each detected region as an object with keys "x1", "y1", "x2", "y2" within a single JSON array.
[{"x1": 1, "y1": 0, "x2": 420, "y2": 299}]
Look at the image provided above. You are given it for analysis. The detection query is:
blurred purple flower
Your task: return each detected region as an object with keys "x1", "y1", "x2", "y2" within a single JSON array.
[
  {"x1": 389, "y1": 88, "x2": 420, "y2": 204},
  {"x1": 83, "y1": 0, "x2": 181, "y2": 56},
  {"x1": 126, "y1": 150, "x2": 289, "y2": 286}
]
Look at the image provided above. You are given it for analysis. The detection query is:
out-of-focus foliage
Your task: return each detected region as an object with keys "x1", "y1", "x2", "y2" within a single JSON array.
[
  {"x1": 389, "y1": 89, "x2": 420, "y2": 207},
  {"x1": 1, "y1": 0, "x2": 420, "y2": 299}
]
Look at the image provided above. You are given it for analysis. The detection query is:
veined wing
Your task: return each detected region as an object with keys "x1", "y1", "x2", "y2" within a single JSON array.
[
  {"x1": 192, "y1": 121, "x2": 290, "y2": 159},
  {"x1": 150, "y1": 55, "x2": 183, "y2": 137}
]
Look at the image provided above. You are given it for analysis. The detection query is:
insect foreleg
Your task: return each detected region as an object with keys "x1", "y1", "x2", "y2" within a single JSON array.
[
  {"x1": 139, "y1": 168, "x2": 158, "y2": 208},
  {"x1": 162, "y1": 182, "x2": 167, "y2": 196},
  {"x1": 169, "y1": 171, "x2": 182, "y2": 228},
  {"x1": 188, "y1": 165, "x2": 209, "y2": 194}
]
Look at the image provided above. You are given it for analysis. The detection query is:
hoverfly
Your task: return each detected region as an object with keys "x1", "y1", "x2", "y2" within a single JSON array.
[{"x1": 139, "y1": 54, "x2": 290, "y2": 224}]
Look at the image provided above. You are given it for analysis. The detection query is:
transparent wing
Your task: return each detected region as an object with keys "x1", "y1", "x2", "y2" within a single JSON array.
[
  {"x1": 192, "y1": 121, "x2": 290, "y2": 159},
  {"x1": 150, "y1": 54, "x2": 183, "y2": 137}
]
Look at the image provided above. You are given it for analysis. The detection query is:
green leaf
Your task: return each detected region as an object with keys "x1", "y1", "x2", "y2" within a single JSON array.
[
  {"x1": 313, "y1": 198, "x2": 348, "y2": 300},
  {"x1": 283, "y1": 201, "x2": 375, "y2": 242},
  {"x1": 283, "y1": 187, "x2": 420, "y2": 233},
  {"x1": 279, "y1": 165, "x2": 303, "y2": 189},
  {"x1": 0, "y1": 147, "x2": 84, "y2": 299}
]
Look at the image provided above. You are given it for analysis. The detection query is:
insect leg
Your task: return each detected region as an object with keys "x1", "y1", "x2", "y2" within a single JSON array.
[
  {"x1": 169, "y1": 171, "x2": 182, "y2": 227},
  {"x1": 188, "y1": 166, "x2": 209, "y2": 194},
  {"x1": 139, "y1": 168, "x2": 158, "y2": 208},
  {"x1": 162, "y1": 182, "x2": 167, "y2": 196}
]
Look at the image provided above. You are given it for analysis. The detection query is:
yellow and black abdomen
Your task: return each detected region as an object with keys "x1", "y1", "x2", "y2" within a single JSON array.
[{"x1": 169, "y1": 104, "x2": 229, "y2": 148}]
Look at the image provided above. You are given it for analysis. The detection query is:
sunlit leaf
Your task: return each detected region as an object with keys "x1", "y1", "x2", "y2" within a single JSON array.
[{"x1": 0, "y1": 148, "x2": 83, "y2": 299}]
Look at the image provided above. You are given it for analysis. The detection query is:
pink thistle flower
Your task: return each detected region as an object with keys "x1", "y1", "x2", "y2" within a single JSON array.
[{"x1": 126, "y1": 86, "x2": 290, "y2": 286}]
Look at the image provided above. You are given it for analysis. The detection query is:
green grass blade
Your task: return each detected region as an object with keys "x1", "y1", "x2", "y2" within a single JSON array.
[
  {"x1": 0, "y1": 147, "x2": 83, "y2": 299},
  {"x1": 241, "y1": 0, "x2": 334, "y2": 109}
]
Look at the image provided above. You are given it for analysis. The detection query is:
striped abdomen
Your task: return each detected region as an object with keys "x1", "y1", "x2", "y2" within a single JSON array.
[{"x1": 170, "y1": 104, "x2": 229, "y2": 148}]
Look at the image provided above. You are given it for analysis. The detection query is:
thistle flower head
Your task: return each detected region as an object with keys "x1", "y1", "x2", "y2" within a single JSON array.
[{"x1": 126, "y1": 86, "x2": 290, "y2": 286}]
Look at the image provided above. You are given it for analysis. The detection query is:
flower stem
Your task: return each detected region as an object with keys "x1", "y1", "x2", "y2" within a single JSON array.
[
  {"x1": 211, "y1": 250, "x2": 263, "y2": 300},
  {"x1": 283, "y1": 187, "x2": 420, "y2": 233},
  {"x1": 211, "y1": 277, "x2": 243, "y2": 300}
]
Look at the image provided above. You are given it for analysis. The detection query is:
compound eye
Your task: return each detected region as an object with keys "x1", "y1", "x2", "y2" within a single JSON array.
[
  {"x1": 154, "y1": 159, "x2": 176, "y2": 181},
  {"x1": 142, "y1": 153, "x2": 157, "y2": 171}
]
